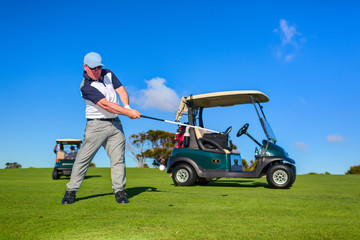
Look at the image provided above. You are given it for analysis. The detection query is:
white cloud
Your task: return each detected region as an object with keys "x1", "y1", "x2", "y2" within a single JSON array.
[
  {"x1": 273, "y1": 19, "x2": 305, "y2": 62},
  {"x1": 131, "y1": 77, "x2": 180, "y2": 112},
  {"x1": 285, "y1": 54, "x2": 295, "y2": 62},
  {"x1": 295, "y1": 142, "x2": 310, "y2": 152},
  {"x1": 327, "y1": 135, "x2": 345, "y2": 142},
  {"x1": 279, "y1": 19, "x2": 298, "y2": 46}
]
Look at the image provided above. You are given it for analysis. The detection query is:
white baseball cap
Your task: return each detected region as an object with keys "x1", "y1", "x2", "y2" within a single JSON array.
[{"x1": 84, "y1": 52, "x2": 104, "y2": 68}]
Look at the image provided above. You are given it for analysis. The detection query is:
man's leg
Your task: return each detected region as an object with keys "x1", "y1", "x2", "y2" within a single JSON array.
[
  {"x1": 104, "y1": 121, "x2": 127, "y2": 194},
  {"x1": 66, "y1": 121, "x2": 106, "y2": 192}
]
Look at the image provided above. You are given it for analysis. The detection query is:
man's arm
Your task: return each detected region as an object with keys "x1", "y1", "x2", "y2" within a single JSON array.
[
  {"x1": 115, "y1": 86, "x2": 130, "y2": 107},
  {"x1": 97, "y1": 98, "x2": 141, "y2": 119}
]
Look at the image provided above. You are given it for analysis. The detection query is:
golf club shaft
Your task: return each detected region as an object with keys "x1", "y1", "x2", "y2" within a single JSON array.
[{"x1": 141, "y1": 115, "x2": 220, "y2": 133}]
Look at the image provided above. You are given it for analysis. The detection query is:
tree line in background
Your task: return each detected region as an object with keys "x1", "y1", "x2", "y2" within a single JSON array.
[
  {"x1": 346, "y1": 165, "x2": 360, "y2": 174},
  {"x1": 5, "y1": 162, "x2": 22, "y2": 169},
  {"x1": 127, "y1": 130, "x2": 176, "y2": 168}
]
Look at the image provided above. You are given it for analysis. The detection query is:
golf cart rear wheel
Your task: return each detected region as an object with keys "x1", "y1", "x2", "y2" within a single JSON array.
[
  {"x1": 172, "y1": 164, "x2": 197, "y2": 186},
  {"x1": 266, "y1": 164, "x2": 294, "y2": 189}
]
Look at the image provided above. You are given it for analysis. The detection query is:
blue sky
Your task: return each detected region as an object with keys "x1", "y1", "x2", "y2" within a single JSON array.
[{"x1": 0, "y1": 1, "x2": 359, "y2": 174}]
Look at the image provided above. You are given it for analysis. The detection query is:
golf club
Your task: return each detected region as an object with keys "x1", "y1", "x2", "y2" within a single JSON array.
[{"x1": 141, "y1": 115, "x2": 220, "y2": 133}]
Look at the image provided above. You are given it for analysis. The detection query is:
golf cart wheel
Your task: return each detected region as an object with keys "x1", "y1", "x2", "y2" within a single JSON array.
[
  {"x1": 52, "y1": 169, "x2": 60, "y2": 180},
  {"x1": 172, "y1": 164, "x2": 197, "y2": 186},
  {"x1": 290, "y1": 165, "x2": 296, "y2": 185},
  {"x1": 266, "y1": 164, "x2": 294, "y2": 189}
]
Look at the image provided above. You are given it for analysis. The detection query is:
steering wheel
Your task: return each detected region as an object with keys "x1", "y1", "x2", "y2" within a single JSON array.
[
  {"x1": 236, "y1": 123, "x2": 249, "y2": 137},
  {"x1": 223, "y1": 126, "x2": 232, "y2": 135}
]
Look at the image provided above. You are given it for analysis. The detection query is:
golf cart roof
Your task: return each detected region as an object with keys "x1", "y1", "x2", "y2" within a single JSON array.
[
  {"x1": 56, "y1": 139, "x2": 82, "y2": 144},
  {"x1": 175, "y1": 90, "x2": 269, "y2": 121}
]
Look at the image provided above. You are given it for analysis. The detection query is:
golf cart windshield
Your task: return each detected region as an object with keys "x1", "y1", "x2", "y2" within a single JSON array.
[
  {"x1": 55, "y1": 139, "x2": 82, "y2": 160},
  {"x1": 56, "y1": 139, "x2": 82, "y2": 154},
  {"x1": 260, "y1": 118, "x2": 277, "y2": 143}
]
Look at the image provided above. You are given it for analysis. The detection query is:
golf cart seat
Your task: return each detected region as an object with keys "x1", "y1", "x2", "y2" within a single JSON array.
[{"x1": 194, "y1": 127, "x2": 231, "y2": 154}]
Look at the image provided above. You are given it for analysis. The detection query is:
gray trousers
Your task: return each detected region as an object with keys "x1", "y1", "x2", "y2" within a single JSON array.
[{"x1": 66, "y1": 119, "x2": 126, "y2": 193}]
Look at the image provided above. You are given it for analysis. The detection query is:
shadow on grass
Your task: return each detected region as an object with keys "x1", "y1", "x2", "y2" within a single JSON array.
[
  {"x1": 76, "y1": 192, "x2": 114, "y2": 202},
  {"x1": 55, "y1": 175, "x2": 102, "y2": 181},
  {"x1": 169, "y1": 179, "x2": 268, "y2": 188},
  {"x1": 75, "y1": 186, "x2": 160, "y2": 202},
  {"x1": 204, "y1": 180, "x2": 268, "y2": 188},
  {"x1": 84, "y1": 175, "x2": 102, "y2": 179},
  {"x1": 127, "y1": 186, "x2": 160, "y2": 198}
]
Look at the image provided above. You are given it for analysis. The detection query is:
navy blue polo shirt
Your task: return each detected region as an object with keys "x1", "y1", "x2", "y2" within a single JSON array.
[{"x1": 80, "y1": 69, "x2": 123, "y2": 119}]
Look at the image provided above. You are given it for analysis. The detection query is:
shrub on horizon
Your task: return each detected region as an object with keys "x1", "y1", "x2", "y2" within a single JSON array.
[
  {"x1": 346, "y1": 165, "x2": 360, "y2": 174},
  {"x1": 5, "y1": 162, "x2": 22, "y2": 169},
  {"x1": 306, "y1": 172, "x2": 332, "y2": 175}
]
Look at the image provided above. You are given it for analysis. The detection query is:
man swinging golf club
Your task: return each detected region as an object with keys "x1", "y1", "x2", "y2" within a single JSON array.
[{"x1": 62, "y1": 52, "x2": 141, "y2": 205}]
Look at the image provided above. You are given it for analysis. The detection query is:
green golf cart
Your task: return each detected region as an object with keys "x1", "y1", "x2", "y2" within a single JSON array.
[
  {"x1": 167, "y1": 90, "x2": 296, "y2": 189},
  {"x1": 52, "y1": 139, "x2": 82, "y2": 180}
]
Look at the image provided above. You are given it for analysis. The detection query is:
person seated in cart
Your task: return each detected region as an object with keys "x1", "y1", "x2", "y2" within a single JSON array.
[
  {"x1": 53, "y1": 143, "x2": 65, "y2": 160},
  {"x1": 65, "y1": 146, "x2": 78, "y2": 159}
]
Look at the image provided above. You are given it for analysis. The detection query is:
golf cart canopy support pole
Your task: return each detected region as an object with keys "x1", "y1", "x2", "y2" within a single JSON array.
[
  {"x1": 250, "y1": 95, "x2": 272, "y2": 155},
  {"x1": 258, "y1": 103, "x2": 268, "y2": 121},
  {"x1": 250, "y1": 95, "x2": 262, "y2": 119}
]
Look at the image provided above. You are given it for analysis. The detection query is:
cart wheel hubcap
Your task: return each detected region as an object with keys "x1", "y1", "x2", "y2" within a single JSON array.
[
  {"x1": 176, "y1": 169, "x2": 189, "y2": 183},
  {"x1": 273, "y1": 170, "x2": 288, "y2": 185}
]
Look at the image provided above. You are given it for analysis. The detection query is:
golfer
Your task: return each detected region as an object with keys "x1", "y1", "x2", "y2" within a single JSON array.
[{"x1": 62, "y1": 52, "x2": 141, "y2": 205}]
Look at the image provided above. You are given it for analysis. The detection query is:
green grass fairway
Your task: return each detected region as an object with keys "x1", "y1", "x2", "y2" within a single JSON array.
[{"x1": 1, "y1": 168, "x2": 359, "y2": 240}]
